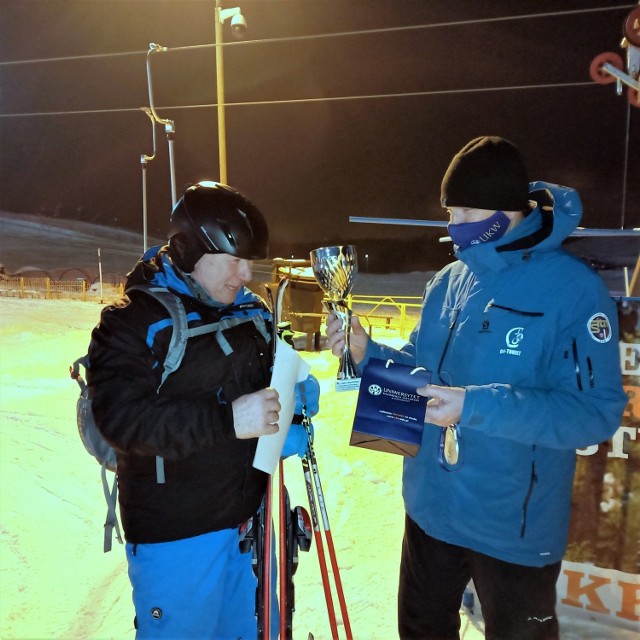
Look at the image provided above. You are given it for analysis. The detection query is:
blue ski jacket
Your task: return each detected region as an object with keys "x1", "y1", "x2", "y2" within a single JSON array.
[{"x1": 364, "y1": 182, "x2": 627, "y2": 567}]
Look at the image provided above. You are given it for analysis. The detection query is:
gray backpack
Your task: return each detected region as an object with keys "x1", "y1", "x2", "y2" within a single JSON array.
[{"x1": 70, "y1": 284, "x2": 269, "y2": 551}]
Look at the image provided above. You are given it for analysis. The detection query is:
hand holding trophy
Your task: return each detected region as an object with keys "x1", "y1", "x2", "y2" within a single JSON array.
[{"x1": 310, "y1": 245, "x2": 361, "y2": 391}]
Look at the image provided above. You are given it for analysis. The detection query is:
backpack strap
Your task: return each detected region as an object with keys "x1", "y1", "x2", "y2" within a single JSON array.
[
  {"x1": 193, "y1": 314, "x2": 269, "y2": 356},
  {"x1": 70, "y1": 355, "x2": 89, "y2": 393},
  {"x1": 126, "y1": 285, "x2": 191, "y2": 390},
  {"x1": 128, "y1": 284, "x2": 270, "y2": 373},
  {"x1": 125, "y1": 285, "x2": 226, "y2": 485},
  {"x1": 101, "y1": 461, "x2": 123, "y2": 552},
  {"x1": 126, "y1": 284, "x2": 191, "y2": 486},
  {"x1": 125, "y1": 285, "x2": 271, "y2": 485}
]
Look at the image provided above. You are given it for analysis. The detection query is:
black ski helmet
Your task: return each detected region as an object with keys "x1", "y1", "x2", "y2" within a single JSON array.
[{"x1": 168, "y1": 181, "x2": 269, "y2": 272}]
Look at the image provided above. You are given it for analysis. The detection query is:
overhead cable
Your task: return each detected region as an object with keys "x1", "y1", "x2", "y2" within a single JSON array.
[
  {"x1": 0, "y1": 4, "x2": 633, "y2": 67},
  {"x1": 0, "y1": 81, "x2": 596, "y2": 118}
]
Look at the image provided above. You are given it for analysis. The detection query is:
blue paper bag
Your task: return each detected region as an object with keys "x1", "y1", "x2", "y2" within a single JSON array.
[{"x1": 350, "y1": 358, "x2": 432, "y2": 457}]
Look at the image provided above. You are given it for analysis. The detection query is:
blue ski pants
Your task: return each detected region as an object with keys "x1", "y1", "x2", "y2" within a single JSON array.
[{"x1": 126, "y1": 527, "x2": 278, "y2": 639}]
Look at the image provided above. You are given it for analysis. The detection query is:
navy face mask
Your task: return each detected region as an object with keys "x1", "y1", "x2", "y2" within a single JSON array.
[{"x1": 447, "y1": 210, "x2": 510, "y2": 250}]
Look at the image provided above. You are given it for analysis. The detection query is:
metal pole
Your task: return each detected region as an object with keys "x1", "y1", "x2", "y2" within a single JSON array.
[
  {"x1": 214, "y1": 2, "x2": 228, "y2": 184},
  {"x1": 141, "y1": 159, "x2": 149, "y2": 253},
  {"x1": 166, "y1": 122, "x2": 177, "y2": 206},
  {"x1": 140, "y1": 106, "x2": 157, "y2": 253},
  {"x1": 98, "y1": 248, "x2": 104, "y2": 304},
  {"x1": 146, "y1": 45, "x2": 177, "y2": 206}
]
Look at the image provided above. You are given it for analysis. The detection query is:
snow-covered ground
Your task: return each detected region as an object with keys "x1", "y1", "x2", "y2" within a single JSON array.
[
  {"x1": 0, "y1": 214, "x2": 637, "y2": 639},
  {"x1": 2, "y1": 298, "x2": 637, "y2": 640}
]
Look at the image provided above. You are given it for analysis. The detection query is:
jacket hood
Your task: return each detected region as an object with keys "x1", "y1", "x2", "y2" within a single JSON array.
[
  {"x1": 456, "y1": 181, "x2": 583, "y2": 273},
  {"x1": 126, "y1": 245, "x2": 192, "y2": 296},
  {"x1": 511, "y1": 180, "x2": 582, "y2": 250}
]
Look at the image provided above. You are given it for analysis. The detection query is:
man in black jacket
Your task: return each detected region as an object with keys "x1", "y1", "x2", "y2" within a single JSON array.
[{"x1": 89, "y1": 182, "x2": 297, "y2": 639}]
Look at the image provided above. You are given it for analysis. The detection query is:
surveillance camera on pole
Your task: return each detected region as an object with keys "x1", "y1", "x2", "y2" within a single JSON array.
[
  {"x1": 214, "y1": 4, "x2": 247, "y2": 183},
  {"x1": 230, "y1": 13, "x2": 247, "y2": 39},
  {"x1": 217, "y1": 5, "x2": 247, "y2": 40}
]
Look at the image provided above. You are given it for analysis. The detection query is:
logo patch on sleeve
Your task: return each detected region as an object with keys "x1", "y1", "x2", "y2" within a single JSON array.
[{"x1": 588, "y1": 313, "x2": 612, "y2": 343}]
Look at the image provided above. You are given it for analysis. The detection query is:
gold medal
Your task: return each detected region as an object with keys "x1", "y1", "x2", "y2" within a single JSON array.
[{"x1": 444, "y1": 425, "x2": 459, "y2": 465}]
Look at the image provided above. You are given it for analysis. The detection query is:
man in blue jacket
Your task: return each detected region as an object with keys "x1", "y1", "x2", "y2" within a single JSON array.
[{"x1": 326, "y1": 136, "x2": 627, "y2": 640}]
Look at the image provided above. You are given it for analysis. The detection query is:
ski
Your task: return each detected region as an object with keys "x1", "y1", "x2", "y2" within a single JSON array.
[
  {"x1": 266, "y1": 276, "x2": 289, "y2": 352},
  {"x1": 263, "y1": 476, "x2": 273, "y2": 640},
  {"x1": 259, "y1": 277, "x2": 290, "y2": 640},
  {"x1": 272, "y1": 277, "x2": 291, "y2": 639},
  {"x1": 279, "y1": 461, "x2": 313, "y2": 639},
  {"x1": 240, "y1": 497, "x2": 268, "y2": 639},
  {"x1": 279, "y1": 460, "x2": 288, "y2": 638},
  {"x1": 259, "y1": 276, "x2": 317, "y2": 638},
  {"x1": 289, "y1": 504, "x2": 312, "y2": 630}
]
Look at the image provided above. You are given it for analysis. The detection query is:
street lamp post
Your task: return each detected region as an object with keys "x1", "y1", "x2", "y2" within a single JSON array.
[{"x1": 214, "y1": 1, "x2": 247, "y2": 184}]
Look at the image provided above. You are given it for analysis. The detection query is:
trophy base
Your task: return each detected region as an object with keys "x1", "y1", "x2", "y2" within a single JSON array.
[{"x1": 335, "y1": 377, "x2": 361, "y2": 392}]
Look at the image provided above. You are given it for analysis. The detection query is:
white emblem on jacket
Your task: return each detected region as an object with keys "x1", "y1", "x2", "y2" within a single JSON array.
[{"x1": 500, "y1": 327, "x2": 524, "y2": 356}]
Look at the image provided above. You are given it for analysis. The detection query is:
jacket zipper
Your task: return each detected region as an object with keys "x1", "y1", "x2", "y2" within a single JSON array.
[
  {"x1": 486, "y1": 302, "x2": 544, "y2": 317},
  {"x1": 437, "y1": 309, "x2": 459, "y2": 382},
  {"x1": 572, "y1": 338, "x2": 583, "y2": 391},
  {"x1": 520, "y1": 448, "x2": 538, "y2": 538},
  {"x1": 481, "y1": 301, "x2": 544, "y2": 332}
]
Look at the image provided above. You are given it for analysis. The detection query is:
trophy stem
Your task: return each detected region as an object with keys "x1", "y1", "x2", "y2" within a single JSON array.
[
  {"x1": 324, "y1": 301, "x2": 361, "y2": 391},
  {"x1": 339, "y1": 312, "x2": 358, "y2": 379}
]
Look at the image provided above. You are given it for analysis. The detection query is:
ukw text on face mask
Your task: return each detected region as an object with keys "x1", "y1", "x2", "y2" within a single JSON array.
[{"x1": 447, "y1": 210, "x2": 510, "y2": 250}]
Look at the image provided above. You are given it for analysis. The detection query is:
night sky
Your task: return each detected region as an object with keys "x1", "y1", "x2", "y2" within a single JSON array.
[{"x1": 1, "y1": 0, "x2": 638, "y2": 266}]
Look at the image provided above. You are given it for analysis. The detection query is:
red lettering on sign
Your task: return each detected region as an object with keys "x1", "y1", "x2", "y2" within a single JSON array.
[
  {"x1": 561, "y1": 570, "x2": 610, "y2": 613},
  {"x1": 617, "y1": 580, "x2": 640, "y2": 621}
]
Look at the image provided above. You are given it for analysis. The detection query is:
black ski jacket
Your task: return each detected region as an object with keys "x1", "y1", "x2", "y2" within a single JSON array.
[{"x1": 88, "y1": 247, "x2": 273, "y2": 543}]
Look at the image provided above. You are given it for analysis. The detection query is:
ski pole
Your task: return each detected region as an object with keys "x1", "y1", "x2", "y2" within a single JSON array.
[
  {"x1": 301, "y1": 452, "x2": 339, "y2": 639},
  {"x1": 303, "y1": 411, "x2": 353, "y2": 640}
]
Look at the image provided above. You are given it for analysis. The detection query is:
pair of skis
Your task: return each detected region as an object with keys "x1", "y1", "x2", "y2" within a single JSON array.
[
  {"x1": 239, "y1": 470, "x2": 311, "y2": 640},
  {"x1": 254, "y1": 276, "x2": 352, "y2": 639}
]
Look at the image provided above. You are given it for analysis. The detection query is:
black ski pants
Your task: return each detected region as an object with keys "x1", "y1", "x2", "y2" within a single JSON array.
[{"x1": 398, "y1": 514, "x2": 561, "y2": 640}]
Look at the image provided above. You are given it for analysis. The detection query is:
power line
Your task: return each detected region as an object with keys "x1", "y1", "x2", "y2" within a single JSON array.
[
  {"x1": 0, "y1": 81, "x2": 597, "y2": 119},
  {"x1": 0, "y1": 4, "x2": 633, "y2": 67}
]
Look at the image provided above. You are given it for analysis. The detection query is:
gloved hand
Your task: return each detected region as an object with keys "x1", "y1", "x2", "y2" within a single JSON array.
[
  {"x1": 281, "y1": 374, "x2": 320, "y2": 459},
  {"x1": 281, "y1": 422, "x2": 310, "y2": 459},
  {"x1": 294, "y1": 374, "x2": 320, "y2": 418}
]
